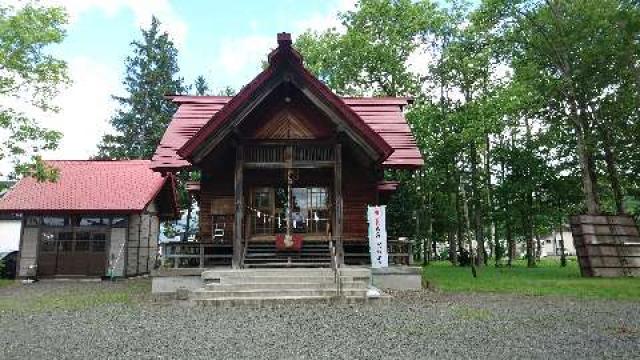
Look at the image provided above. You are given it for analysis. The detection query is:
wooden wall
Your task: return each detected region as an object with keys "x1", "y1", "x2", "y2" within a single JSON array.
[
  {"x1": 571, "y1": 214, "x2": 640, "y2": 277},
  {"x1": 199, "y1": 160, "x2": 235, "y2": 242},
  {"x1": 342, "y1": 153, "x2": 378, "y2": 241},
  {"x1": 197, "y1": 146, "x2": 378, "y2": 243}
]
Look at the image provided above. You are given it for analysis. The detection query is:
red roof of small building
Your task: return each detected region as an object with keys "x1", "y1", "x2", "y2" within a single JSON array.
[
  {"x1": 0, "y1": 160, "x2": 178, "y2": 216},
  {"x1": 152, "y1": 96, "x2": 424, "y2": 170},
  {"x1": 151, "y1": 33, "x2": 423, "y2": 171}
]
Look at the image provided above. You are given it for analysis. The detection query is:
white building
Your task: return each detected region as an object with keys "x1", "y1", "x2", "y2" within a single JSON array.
[
  {"x1": 0, "y1": 214, "x2": 21, "y2": 252},
  {"x1": 539, "y1": 226, "x2": 575, "y2": 257},
  {"x1": 0, "y1": 182, "x2": 21, "y2": 252}
]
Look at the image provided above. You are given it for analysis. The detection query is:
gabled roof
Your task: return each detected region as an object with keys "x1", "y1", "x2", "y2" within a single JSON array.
[
  {"x1": 151, "y1": 96, "x2": 423, "y2": 171},
  {"x1": 151, "y1": 32, "x2": 424, "y2": 171},
  {"x1": 0, "y1": 160, "x2": 178, "y2": 217}
]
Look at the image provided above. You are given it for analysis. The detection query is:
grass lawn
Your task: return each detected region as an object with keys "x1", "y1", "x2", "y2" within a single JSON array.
[
  {"x1": 0, "y1": 279, "x2": 14, "y2": 288},
  {"x1": 423, "y1": 258, "x2": 640, "y2": 301},
  {"x1": 0, "y1": 279, "x2": 150, "y2": 313}
]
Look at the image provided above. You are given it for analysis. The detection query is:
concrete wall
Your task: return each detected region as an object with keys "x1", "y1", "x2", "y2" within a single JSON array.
[
  {"x1": 18, "y1": 227, "x2": 38, "y2": 277},
  {"x1": 0, "y1": 219, "x2": 21, "y2": 252},
  {"x1": 126, "y1": 201, "x2": 160, "y2": 276},
  {"x1": 371, "y1": 267, "x2": 422, "y2": 290},
  {"x1": 151, "y1": 268, "x2": 204, "y2": 297},
  {"x1": 108, "y1": 227, "x2": 127, "y2": 277}
]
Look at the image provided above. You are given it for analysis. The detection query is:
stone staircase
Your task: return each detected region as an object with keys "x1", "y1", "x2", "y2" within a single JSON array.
[
  {"x1": 242, "y1": 243, "x2": 332, "y2": 268},
  {"x1": 191, "y1": 267, "x2": 371, "y2": 306}
]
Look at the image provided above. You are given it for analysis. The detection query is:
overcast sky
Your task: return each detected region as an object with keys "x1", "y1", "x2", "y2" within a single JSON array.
[{"x1": 1, "y1": 0, "x2": 361, "y2": 176}]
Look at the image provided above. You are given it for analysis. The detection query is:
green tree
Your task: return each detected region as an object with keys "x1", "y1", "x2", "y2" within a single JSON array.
[
  {"x1": 480, "y1": 0, "x2": 640, "y2": 215},
  {"x1": 97, "y1": 16, "x2": 186, "y2": 159},
  {"x1": 193, "y1": 75, "x2": 209, "y2": 96},
  {"x1": 296, "y1": 0, "x2": 441, "y2": 96},
  {"x1": 0, "y1": 3, "x2": 69, "y2": 181},
  {"x1": 296, "y1": 0, "x2": 640, "y2": 272}
]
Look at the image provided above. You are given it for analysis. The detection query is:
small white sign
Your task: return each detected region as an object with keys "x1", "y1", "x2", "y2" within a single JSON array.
[{"x1": 368, "y1": 205, "x2": 388, "y2": 268}]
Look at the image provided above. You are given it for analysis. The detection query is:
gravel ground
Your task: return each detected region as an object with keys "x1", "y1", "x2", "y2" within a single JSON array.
[{"x1": 1, "y1": 280, "x2": 639, "y2": 360}]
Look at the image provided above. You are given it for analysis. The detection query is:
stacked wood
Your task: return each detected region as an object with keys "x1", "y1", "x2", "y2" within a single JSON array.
[{"x1": 570, "y1": 215, "x2": 640, "y2": 277}]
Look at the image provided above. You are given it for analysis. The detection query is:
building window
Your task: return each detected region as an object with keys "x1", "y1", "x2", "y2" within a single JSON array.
[
  {"x1": 42, "y1": 216, "x2": 70, "y2": 227},
  {"x1": 76, "y1": 217, "x2": 110, "y2": 227},
  {"x1": 25, "y1": 216, "x2": 41, "y2": 227},
  {"x1": 91, "y1": 233, "x2": 107, "y2": 252},
  {"x1": 252, "y1": 188, "x2": 273, "y2": 235},
  {"x1": 111, "y1": 217, "x2": 128, "y2": 228},
  {"x1": 40, "y1": 231, "x2": 57, "y2": 252}
]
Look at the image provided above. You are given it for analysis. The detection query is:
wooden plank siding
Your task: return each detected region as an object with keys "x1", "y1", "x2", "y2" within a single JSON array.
[
  {"x1": 570, "y1": 214, "x2": 640, "y2": 277},
  {"x1": 342, "y1": 155, "x2": 378, "y2": 241},
  {"x1": 198, "y1": 162, "x2": 235, "y2": 242}
]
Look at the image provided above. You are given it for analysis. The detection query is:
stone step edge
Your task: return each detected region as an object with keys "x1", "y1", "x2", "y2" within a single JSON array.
[
  {"x1": 191, "y1": 295, "x2": 372, "y2": 306},
  {"x1": 193, "y1": 288, "x2": 367, "y2": 295}
]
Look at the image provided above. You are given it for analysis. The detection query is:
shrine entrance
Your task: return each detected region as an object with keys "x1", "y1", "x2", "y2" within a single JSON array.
[{"x1": 237, "y1": 144, "x2": 343, "y2": 268}]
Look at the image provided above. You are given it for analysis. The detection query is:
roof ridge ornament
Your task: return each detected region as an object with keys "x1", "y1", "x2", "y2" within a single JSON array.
[
  {"x1": 268, "y1": 32, "x2": 302, "y2": 65},
  {"x1": 277, "y1": 32, "x2": 292, "y2": 47}
]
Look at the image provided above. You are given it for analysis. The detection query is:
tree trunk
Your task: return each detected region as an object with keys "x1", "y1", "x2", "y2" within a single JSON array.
[
  {"x1": 461, "y1": 183, "x2": 477, "y2": 277},
  {"x1": 573, "y1": 115, "x2": 601, "y2": 214},
  {"x1": 485, "y1": 134, "x2": 494, "y2": 265},
  {"x1": 545, "y1": 0, "x2": 601, "y2": 215},
  {"x1": 426, "y1": 192, "x2": 433, "y2": 264},
  {"x1": 448, "y1": 229, "x2": 457, "y2": 265},
  {"x1": 535, "y1": 232, "x2": 542, "y2": 260},
  {"x1": 600, "y1": 126, "x2": 625, "y2": 214},
  {"x1": 432, "y1": 237, "x2": 437, "y2": 260},
  {"x1": 506, "y1": 220, "x2": 514, "y2": 267},
  {"x1": 456, "y1": 183, "x2": 465, "y2": 265},
  {"x1": 470, "y1": 143, "x2": 485, "y2": 267},
  {"x1": 449, "y1": 186, "x2": 458, "y2": 265},
  {"x1": 525, "y1": 210, "x2": 535, "y2": 267},
  {"x1": 524, "y1": 118, "x2": 535, "y2": 268},
  {"x1": 559, "y1": 227, "x2": 567, "y2": 267}
]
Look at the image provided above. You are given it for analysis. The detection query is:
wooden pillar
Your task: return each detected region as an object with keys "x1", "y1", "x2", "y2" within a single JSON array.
[
  {"x1": 334, "y1": 143, "x2": 344, "y2": 265},
  {"x1": 233, "y1": 145, "x2": 244, "y2": 268}
]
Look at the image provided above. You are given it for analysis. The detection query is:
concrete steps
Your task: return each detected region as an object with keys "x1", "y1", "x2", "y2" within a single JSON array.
[{"x1": 192, "y1": 267, "x2": 371, "y2": 305}]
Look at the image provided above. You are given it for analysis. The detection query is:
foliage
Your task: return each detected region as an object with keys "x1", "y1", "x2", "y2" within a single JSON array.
[
  {"x1": 296, "y1": 0, "x2": 442, "y2": 96},
  {"x1": 97, "y1": 16, "x2": 186, "y2": 159},
  {"x1": 193, "y1": 75, "x2": 209, "y2": 95},
  {"x1": 0, "y1": 3, "x2": 69, "y2": 181},
  {"x1": 296, "y1": 0, "x2": 640, "y2": 269}
]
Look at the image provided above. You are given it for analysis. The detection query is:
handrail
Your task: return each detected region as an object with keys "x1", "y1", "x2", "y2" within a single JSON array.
[
  {"x1": 241, "y1": 235, "x2": 250, "y2": 268},
  {"x1": 161, "y1": 242, "x2": 232, "y2": 269},
  {"x1": 329, "y1": 238, "x2": 341, "y2": 297}
]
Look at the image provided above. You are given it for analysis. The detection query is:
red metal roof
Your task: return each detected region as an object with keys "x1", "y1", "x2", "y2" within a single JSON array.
[
  {"x1": 152, "y1": 95, "x2": 423, "y2": 170},
  {"x1": 0, "y1": 160, "x2": 177, "y2": 215}
]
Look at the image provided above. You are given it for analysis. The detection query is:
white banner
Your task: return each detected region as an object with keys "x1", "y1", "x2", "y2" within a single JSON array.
[{"x1": 367, "y1": 205, "x2": 388, "y2": 268}]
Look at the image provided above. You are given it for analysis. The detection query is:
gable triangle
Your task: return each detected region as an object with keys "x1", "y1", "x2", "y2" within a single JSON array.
[{"x1": 254, "y1": 110, "x2": 315, "y2": 139}]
